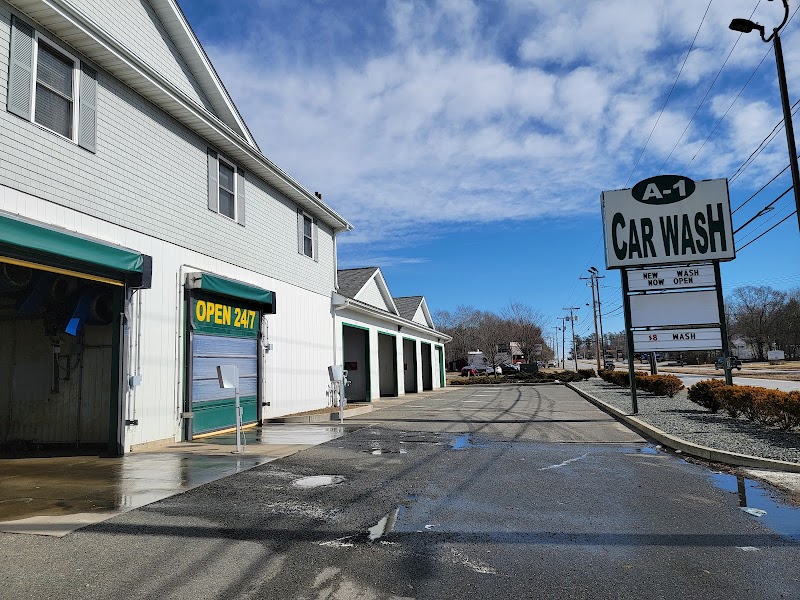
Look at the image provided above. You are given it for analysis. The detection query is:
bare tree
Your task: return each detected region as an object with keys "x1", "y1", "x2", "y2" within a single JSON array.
[
  {"x1": 502, "y1": 301, "x2": 545, "y2": 363},
  {"x1": 472, "y1": 311, "x2": 509, "y2": 375},
  {"x1": 432, "y1": 305, "x2": 481, "y2": 368},
  {"x1": 727, "y1": 286, "x2": 786, "y2": 361}
]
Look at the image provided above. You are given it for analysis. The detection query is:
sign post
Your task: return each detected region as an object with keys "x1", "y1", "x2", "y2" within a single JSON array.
[
  {"x1": 621, "y1": 271, "x2": 638, "y2": 414},
  {"x1": 713, "y1": 262, "x2": 733, "y2": 385}
]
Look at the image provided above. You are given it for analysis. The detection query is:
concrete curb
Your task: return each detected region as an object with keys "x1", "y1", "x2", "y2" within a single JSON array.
[{"x1": 566, "y1": 382, "x2": 800, "y2": 474}]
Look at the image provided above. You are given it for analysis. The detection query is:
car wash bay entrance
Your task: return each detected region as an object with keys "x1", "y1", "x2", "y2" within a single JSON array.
[
  {"x1": 342, "y1": 324, "x2": 370, "y2": 402},
  {"x1": 403, "y1": 338, "x2": 417, "y2": 393},
  {"x1": 0, "y1": 213, "x2": 150, "y2": 454},
  {"x1": 184, "y1": 273, "x2": 275, "y2": 440},
  {"x1": 378, "y1": 332, "x2": 398, "y2": 398}
]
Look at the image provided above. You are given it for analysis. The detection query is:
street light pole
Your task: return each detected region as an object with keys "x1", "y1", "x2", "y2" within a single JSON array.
[
  {"x1": 730, "y1": 0, "x2": 800, "y2": 234},
  {"x1": 773, "y1": 32, "x2": 800, "y2": 232},
  {"x1": 581, "y1": 272, "x2": 602, "y2": 372}
]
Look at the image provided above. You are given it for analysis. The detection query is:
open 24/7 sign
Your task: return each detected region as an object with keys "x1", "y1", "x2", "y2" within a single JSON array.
[{"x1": 601, "y1": 176, "x2": 735, "y2": 269}]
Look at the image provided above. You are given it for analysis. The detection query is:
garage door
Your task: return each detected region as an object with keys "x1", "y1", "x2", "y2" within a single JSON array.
[{"x1": 191, "y1": 334, "x2": 258, "y2": 436}]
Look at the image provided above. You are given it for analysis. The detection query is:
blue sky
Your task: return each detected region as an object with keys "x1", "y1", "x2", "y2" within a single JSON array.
[{"x1": 180, "y1": 0, "x2": 800, "y2": 342}]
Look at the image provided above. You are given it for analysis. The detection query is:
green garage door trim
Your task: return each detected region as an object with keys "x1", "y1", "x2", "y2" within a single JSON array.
[
  {"x1": 188, "y1": 272, "x2": 275, "y2": 312},
  {"x1": 0, "y1": 211, "x2": 146, "y2": 275}
]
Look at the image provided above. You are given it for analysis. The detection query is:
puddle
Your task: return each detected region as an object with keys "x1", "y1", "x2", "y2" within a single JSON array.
[
  {"x1": 207, "y1": 424, "x2": 357, "y2": 447},
  {"x1": 450, "y1": 433, "x2": 487, "y2": 451},
  {"x1": 368, "y1": 507, "x2": 400, "y2": 541},
  {"x1": 710, "y1": 472, "x2": 800, "y2": 543},
  {"x1": 292, "y1": 475, "x2": 346, "y2": 489}
]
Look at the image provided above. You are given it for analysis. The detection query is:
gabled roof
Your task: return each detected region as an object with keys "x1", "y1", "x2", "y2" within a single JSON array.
[
  {"x1": 337, "y1": 267, "x2": 399, "y2": 314},
  {"x1": 394, "y1": 296, "x2": 435, "y2": 329},
  {"x1": 151, "y1": 0, "x2": 259, "y2": 149},
  {"x1": 337, "y1": 267, "x2": 379, "y2": 299},
  {"x1": 8, "y1": 0, "x2": 352, "y2": 232}
]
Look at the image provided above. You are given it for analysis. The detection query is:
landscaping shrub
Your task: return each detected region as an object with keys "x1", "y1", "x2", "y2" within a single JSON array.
[
  {"x1": 598, "y1": 369, "x2": 682, "y2": 397},
  {"x1": 687, "y1": 379, "x2": 728, "y2": 412},
  {"x1": 637, "y1": 374, "x2": 684, "y2": 397},
  {"x1": 551, "y1": 370, "x2": 583, "y2": 382},
  {"x1": 723, "y1": 385, "x2": 762, "y2": 420},
  {"x1": 577, "y1": 368, "x2": 596, "y2": 380}
]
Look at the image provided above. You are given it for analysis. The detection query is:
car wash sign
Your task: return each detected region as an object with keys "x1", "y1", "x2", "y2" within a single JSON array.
[{"x1": 602, "y1": 176, "x2": 735, "y2": 269}]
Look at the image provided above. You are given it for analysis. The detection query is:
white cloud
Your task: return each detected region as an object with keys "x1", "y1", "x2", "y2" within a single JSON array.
[{"x1": 199, "y1": 0, "x2": 797, "y2": 254}]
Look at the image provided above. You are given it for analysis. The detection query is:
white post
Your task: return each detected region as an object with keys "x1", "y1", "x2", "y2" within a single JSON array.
[{"x1": 217, "y1": 364, "x2": 243, "y2": 454}]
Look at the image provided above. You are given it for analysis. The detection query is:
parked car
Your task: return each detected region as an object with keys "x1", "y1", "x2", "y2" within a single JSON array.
[
  {"x1": 715, "y1": 356, "x2": 742, "y2": 370},
  {"x1": 460, "y1": 366, "x2": 479, "y2": 377},
  {"x1": 547, "y1": 361, "x2": 556, "y2": 368},
  {"x1": 603, "y1": 360, "x2": 615, "y2": 370},
  {"x1": 493, "y1": 366, "x2": 502, "y2": 375},
  {"x1": 503, "y1": 363, "x2": 520, "y2": 371}
]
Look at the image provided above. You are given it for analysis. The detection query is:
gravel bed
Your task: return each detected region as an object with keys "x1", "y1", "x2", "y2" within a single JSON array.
[{"x1": 572, "y1": 378, "x2": 800, "y2": 464}]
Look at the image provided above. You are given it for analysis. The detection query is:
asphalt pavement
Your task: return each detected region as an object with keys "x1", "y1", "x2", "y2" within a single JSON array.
[{"x1": 1, "y1": 385, "x2": 799, "y2": 599}]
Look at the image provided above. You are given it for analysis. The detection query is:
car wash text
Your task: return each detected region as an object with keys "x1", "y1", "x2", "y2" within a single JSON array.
[{"x1": 610, "y1": 202, "x2": 728, "y2": 261}]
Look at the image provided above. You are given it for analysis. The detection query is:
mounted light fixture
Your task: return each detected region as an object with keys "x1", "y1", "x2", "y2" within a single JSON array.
[{"x1": 729, "y1": 0, "x2": 800, "y2": 236}]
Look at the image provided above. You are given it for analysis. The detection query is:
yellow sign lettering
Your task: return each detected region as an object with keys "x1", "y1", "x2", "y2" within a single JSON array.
[{"x1": 196, "y1": 300, "x2": 206, "y2": 322}]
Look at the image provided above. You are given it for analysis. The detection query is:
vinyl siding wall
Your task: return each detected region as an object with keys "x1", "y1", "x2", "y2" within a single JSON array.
[
  {"x1": 356, "y1": 277, "x2": 392, "y2": 312},
  {"x1": 0, "y1": 1, "x2": 336, "y2": 298},
  {"x1": 1, "y1": 184, "x2": 336, "y2": 449},
  {"x1": 66, "y1": 0, "x2": 214, "y2": 112}
]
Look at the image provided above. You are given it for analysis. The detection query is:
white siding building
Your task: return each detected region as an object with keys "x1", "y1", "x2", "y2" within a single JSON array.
[
  {"x1": 0, "y1": 0, "x2": 354, "y2": 453},
  {"x1": 333, "y1": 268, "x2": 451, "y2": 401}
]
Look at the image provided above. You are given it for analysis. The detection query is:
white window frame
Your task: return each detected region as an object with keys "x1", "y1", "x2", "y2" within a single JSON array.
[
  {"x1": 31, "y1": 31, "x2": 80, "y2": 143},
  {"x1": 300, "y1": 211, "x2": 315, "y2": 259},
  {"x1": 217, "y1": 156, "x2": 238, "y2": 222}
]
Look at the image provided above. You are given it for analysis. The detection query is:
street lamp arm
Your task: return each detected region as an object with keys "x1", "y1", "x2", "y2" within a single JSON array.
[{"x1": 762, "y1": 0, "x2": 789, "y2": 43}]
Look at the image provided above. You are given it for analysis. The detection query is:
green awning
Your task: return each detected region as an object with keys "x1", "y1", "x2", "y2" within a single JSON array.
[
  {"x1": 0, "y1": 211, "x2": 151, "y2": 287},
  {"x1": 188, "y1": 272, "x2": 276, "y2": 312}
]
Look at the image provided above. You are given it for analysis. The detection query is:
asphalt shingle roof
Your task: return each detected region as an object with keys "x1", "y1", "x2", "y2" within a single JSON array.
[
  {"x1": 337, "y1": 267, "x2": 379, "y2": 299},
  {"x1": 393, "y1": 296, "x2": 424, "y2": 321}
]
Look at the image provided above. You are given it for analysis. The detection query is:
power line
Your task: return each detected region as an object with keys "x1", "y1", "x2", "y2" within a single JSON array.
[
  {"x1": 682, "y1": 45, "x2": 772, "y2": 173},
  {"x1": 732, "y1": 160, "x2": 793, "y2": 214},
  {"x1": 738, "y1": 210, "x2": 797, "y2": 251},
  {"x1": 729, "y1": 100, "x2": 800, "y2": 185},
  {"x1": 658, "y1": 12, "x2": 751, "y2": 174},
  {"x1": 733, "y1": 184, "x2": 792, "y2": 233},
  {"x1": 623, "y1": 0, "x2": 714, "y2": 187}
]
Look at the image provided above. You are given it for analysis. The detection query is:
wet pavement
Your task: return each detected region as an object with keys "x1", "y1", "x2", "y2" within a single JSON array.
[
  {"x1": 0, "y1": 423, "x2": 357, "y2": 536},
  {"x1": 2, "y1": 385, "x2": 800, "y2": 599}
]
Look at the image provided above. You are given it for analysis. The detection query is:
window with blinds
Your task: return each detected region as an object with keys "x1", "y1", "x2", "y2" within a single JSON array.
[
  {"x1": 34, "y1": 42, "x2": 75, "y2": 139},
  {"x1": 303, "y1": 214, "x2": 313, "y2": 257},
  {"x1": 218, "y1": 160, "x2": 236, "y2": 219}
]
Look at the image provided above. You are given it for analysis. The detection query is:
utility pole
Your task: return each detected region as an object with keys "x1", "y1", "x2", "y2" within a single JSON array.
[
  {"x1": 590, "y1": 267, "x2": 606, "y2": 360},
  {"x1": 563, "y1": 307, "x2": 580, "y2": 371},
  {"x1": 553, "y1": 326, "x2": 560, "y2": 366},
  {"x1": 580, "y1": 273, "x2": 602, "y2": 372},
  {"x1": 558, "y1": 317, "x2": 568, "y2": 370}
]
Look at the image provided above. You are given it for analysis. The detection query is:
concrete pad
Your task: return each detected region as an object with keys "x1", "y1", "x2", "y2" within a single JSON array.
[
  {"x1": 0, "y1": 423, "x2": 359, "y2": 537},
  {"x1": 742, "y1": 469, "x2": 800, "y2": 498}
]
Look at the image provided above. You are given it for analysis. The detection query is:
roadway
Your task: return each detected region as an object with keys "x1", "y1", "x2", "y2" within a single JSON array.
[{"x1": 575, "y1": 359, "x2": 800, "y2": 391}]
